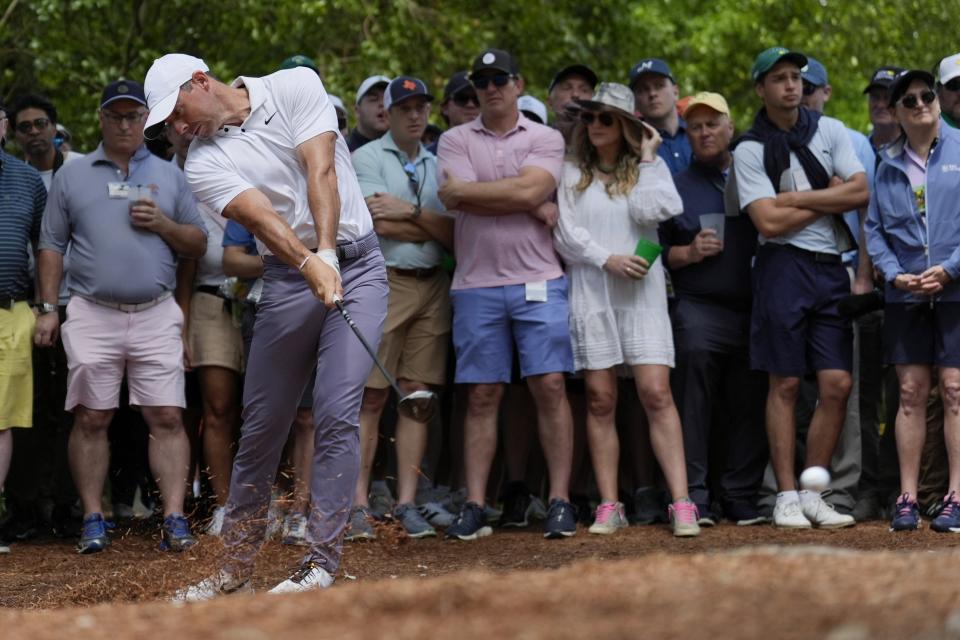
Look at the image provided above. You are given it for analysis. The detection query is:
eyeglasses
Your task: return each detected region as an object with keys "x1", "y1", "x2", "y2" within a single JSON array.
[
  {"x1": 899, "y1": 90, "x2": 937, "y2": 109},
  {"x1": 101, "y1": 110, "x2": 146, "y2": 125},
  {"x1": 401, "y1": 159, "x2": 423, "y2": 209},
  {"x1": 802, "y1": 82, "x2": 819, "y2": 96},
  {"x1": 15, "y1": 117, "x2": 50, "y2": 133},
  {"x1": 579, "y1": 111, "x2": 615, "y2": 127},
  {"x1": 471, "y1": 74, "x2": 512, "y2": 90},
  {"x1": 944, "y1": 79, "x2": 960, "y2": 93},
  {"x1": 452, "y1": 92, "x2": 480, "y2": 107}
]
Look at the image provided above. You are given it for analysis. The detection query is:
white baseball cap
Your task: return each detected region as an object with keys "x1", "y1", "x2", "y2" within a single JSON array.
[
  {"x1": 939, "y1": 53, "x2": 960, "y2": 85},
  {"x1": 518, "y1": 95, "x2": 548, "y2": 124},
  {"x1": 143, "y1": 53, "x2": 210, "y2": 134},
  {"x1": 355, "y1": 75, "x2": 390, "y2": 105}
]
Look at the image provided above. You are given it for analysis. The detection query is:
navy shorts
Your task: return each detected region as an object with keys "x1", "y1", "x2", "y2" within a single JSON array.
[
  {"x1": 450, "y1": 277, "x2": 574, "y2": 384},
  {"x1": 749, "y1": 244, "x2": 853, "y2": 376},
  {"x1": 884, "y1": 302, "x2": 960, "y2": 367}
]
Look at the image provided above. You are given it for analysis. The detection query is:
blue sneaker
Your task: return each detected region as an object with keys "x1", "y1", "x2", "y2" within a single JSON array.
[
  {"x1": 931, "y1": 492, "x2": 960, "y2": 533},
  {"x1": 77, "y1": 513, "x2": 111, "y2": 554},
  {"x1": 160, "y1": 513, "x2": 197, "y2": 551},
  {"x1": 543, "y1": 498, "x2": 577, "y2": 539},
  {"x1": 445, "y1": 502, "x2": 492, "y2": 541},
  {"x1": 890, "y1": 494, "x2": 920, "y2": 531}
]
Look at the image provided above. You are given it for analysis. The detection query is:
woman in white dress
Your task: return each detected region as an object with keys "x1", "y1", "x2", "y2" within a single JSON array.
[{"x1": 553, "y1": 83, "x2": 699, "y2": 537}]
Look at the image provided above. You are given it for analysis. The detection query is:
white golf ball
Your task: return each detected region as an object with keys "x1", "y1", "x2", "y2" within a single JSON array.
[{"x1": 799, "y1": 466, "x2": 831, "y2": 492}]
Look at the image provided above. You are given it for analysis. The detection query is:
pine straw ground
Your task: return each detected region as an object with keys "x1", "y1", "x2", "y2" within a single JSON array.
[{"x1": 3, "y1": 522, "x2": 960, "y2": 639}]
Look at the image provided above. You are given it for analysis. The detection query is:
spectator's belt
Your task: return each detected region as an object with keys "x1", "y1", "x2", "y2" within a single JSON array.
[
  {"x1": 197, "y1": 285, "x2": 228, "y2": 299},
  {"x1": 79, "y1": 291, "x2": 173, "y2": 313},
  {"x1": 774, "y1": 243, "x2": 843, "y2": 264},
  {"x1": 388, "y1": 266, "x2": 440, "y2": 279},
  {"x1": 0, "y1": 295, "x2": 28, "y2": 310}
]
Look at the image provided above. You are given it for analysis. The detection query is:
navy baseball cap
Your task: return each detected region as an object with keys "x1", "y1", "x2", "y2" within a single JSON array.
[
  {"x1": 887, "y1": 69, "x2": 936, "y2": 107},
  {"x1": 629, "y1": 58, "x2": 674, "y2": 88},
  {"x1": 863, "y1": 66, "x2": 904, "y2": 94},
  {"x1": 383, "y1": 76, "x2": 434, "y2": 111},
  {"x1": 802, "y1": 57, "x2": 829, "y2": 87},
  {"x1": 100, "y1": 79, "x2": 147, "y2": 109},
  {"x1": 549, "y1": 64, "x2": 598, "y2": 92},
  {"x1": 442, "y1": 71, "x2": 473, "y2": 101},
  {"x1": 470, "y1": 49, "x2": 519, "y2": 79}
]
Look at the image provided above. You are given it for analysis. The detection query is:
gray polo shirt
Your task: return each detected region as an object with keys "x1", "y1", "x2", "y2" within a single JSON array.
[
  {"x1": 39, "y1": 143, "x2": 205, "y2": 303},
  {"x1": 734, "y1": 115, "x2": 864, "y2": 254}
]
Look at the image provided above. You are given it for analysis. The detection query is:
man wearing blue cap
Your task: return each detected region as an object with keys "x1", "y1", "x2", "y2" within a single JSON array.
[
  {"x1": 733, "y1": 47, "x2": 868, "y2": 529},
  {"x1": 629, "y1": 58, "x2": 691, "y2": 174}
]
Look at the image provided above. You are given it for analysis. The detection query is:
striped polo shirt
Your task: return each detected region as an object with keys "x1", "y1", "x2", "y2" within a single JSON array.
[{"x1": 0, "y1": 150, "x2": 46, "y2": 300}]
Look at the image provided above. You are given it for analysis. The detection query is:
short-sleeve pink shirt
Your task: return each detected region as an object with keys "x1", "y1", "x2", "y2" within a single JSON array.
[{"x1": 438, "y1": 114, "x2": 565, "y2": 290}]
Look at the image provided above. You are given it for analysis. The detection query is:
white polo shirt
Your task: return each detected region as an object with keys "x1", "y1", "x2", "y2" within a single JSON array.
[{"x1": 185, "y1": 67, "x2": 372, "y2": 255}]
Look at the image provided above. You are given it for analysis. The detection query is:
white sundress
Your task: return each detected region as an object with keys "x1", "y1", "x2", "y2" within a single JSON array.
[{"x1": 553, "y1": 157, "x2": 683, "y2": 371}]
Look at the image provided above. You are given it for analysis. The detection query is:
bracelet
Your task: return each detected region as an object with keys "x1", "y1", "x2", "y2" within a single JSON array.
[{"x1": 297, "y1": 254, "x2": 313, "y2": 271}]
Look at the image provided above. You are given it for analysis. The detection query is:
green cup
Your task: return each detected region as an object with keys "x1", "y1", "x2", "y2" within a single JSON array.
[{"x1": 634, "y1": 237, "x2": 663, "y2": 266}]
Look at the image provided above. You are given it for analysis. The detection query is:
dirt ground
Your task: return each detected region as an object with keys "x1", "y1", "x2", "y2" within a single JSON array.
[{"x1": 4, "y1": 521, "x2": 960, "y2": 639}]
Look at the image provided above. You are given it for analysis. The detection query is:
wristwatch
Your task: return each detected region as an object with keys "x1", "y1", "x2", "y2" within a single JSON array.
[{"x1": 34, "y1": 302, "x2": 57, "y2": 314}]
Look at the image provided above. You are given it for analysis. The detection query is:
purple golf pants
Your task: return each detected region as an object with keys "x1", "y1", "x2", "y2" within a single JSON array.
[{"x1": 221, "y1": 234, "x2": 387, "y2": 576}]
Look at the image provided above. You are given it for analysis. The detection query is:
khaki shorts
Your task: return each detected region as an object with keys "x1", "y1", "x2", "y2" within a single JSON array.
[
  {"x1": 366, "y1": 269, "x2": 451, "y2": 389},
  {"x1": 0, "y1": 302, "x2": 35, "y2": 429},
  {"x1": 188, "y1": 291, "x2": 243, "y2": 372}
]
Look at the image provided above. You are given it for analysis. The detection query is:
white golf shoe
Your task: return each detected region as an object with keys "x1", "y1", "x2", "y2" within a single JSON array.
[
  {"x1": 800, "y1": 491, "x2": 856, "y2": 529},
  {"x1": 172, "y1": 570, "x2": 252, "y2": 603},
  {"x1": 773, "y1": 499, "x2": 812, "y2": 529},
  {"x1": 268, "y1": 561, "x2": 335, "y2": 595}
]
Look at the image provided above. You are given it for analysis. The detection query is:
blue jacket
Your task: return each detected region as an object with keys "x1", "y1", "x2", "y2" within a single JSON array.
[{"x1": 865, "y1": 123, "x2": 960, "y2": 303}]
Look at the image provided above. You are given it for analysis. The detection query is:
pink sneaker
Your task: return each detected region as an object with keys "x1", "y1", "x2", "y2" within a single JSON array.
[
  {"x1": 668, "y1": 499, "x2": 701, "y2": 537},
  {"x1": 588, "y1": 501, "x2": 628, "y2": 535}
]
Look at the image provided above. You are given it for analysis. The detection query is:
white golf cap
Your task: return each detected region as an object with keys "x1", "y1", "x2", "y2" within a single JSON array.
[
  {"x1": 939, "y1": 53, "x2": 960, "y2": 85},
  {"x1": 518, "y1": 95, "x2": 548, "y2": 124},
  {"x1": 143, "y1": 53, "x2": 210, "y2": 134},
  {"x1": 329, "y1": 94, "x2": 346, "y2": 113},
  {"x1": 355, "y1": 75, "x2": 390, "y2": 105}
]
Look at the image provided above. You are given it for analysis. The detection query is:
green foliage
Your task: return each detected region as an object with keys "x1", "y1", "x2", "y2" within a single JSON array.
[{"x1": 1, "y1": 0, "x2": 956, "y2": 149}]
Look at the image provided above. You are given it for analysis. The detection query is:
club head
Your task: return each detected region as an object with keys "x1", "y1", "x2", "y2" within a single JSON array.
[{"x1": 397, "y1": 390, "x2": 438, "y2": 422}]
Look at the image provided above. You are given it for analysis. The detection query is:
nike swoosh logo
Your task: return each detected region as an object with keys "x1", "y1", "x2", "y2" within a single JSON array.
[{"x1": 265, "y1": 112, "x2": 277, "y2": 125}]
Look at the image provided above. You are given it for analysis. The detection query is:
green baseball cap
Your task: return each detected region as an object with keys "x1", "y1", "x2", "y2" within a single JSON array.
[
  {"x1": 751, "y1": 47, "x2": 808, "y2": 83},
  {"x1": 279, "y1": 54, "x2": 320, "y2": 76}
]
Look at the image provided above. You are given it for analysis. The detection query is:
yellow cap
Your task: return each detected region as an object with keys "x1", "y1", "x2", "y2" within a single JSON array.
[{"x1": 682, "y1": 91, "x2": 730, "y2": 118}]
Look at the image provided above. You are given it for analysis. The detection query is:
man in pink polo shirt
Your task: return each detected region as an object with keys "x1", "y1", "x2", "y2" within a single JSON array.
[{"x1": 438, "y1": 48, "x2": 576, "y2": 540}]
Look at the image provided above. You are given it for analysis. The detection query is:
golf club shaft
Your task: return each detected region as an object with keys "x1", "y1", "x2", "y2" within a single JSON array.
[{"x1": 333, "y1": 298, "x2": 404, "y2": 397}]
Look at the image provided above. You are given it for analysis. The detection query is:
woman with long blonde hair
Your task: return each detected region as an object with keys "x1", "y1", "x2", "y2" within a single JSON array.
[{"x1": 554, "y1": 82, "x2": 699, "y2": 537}]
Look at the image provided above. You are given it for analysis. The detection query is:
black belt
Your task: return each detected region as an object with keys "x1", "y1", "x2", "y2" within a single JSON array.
[
  {"x1": 388, "y1": 266, "x2": 440, "y2": 279},
  {"x1": 197, "y1": 285, "x2": 228, "y2": 299},
  {"x1": 771, "y1": 243, "x2": 843, "y2": 264},
  {"x1": 0, "y1": 295, "x2": 28, "y2": 310}
]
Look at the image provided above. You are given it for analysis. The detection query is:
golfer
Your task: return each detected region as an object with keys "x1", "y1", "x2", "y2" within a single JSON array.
[{"x1": 143, "y1": 54, "x2": 388, "y2": 599}]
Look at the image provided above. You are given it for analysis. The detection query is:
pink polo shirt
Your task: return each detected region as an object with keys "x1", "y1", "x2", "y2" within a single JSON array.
[{"x1": 438, "y1": 114, "x2": 565, "y2": 290}]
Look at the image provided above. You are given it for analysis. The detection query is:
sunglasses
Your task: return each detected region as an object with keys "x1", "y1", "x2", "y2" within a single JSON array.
[
  {"x1": 899, "y1": 90, "x2": 937, "y2": 109},
  {"x1": 452, "y1": 92, "x2": 480, "y2": 107},
  {"x1": 802, "y1": 82, "x2": 820, "y2": 96},
  {"x1": 944, "y1": 78, "x2": 960, "y2": 93},
  {"x1": 15, "y1": 117, "x2": 50, "y2": 133},
  {"x1": 579, "y1": 111, "x2": 615, "y2": 127},
  {"x1": 471, "y1": 74, "x2": 512, "y2": 90},
  {"x1": 102, "y1": 110, "x2": 146, "y2": 125}
]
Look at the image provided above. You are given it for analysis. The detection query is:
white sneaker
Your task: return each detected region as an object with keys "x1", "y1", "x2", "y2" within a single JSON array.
[
  {"x1": 282, "y1": 512, "x2": 308, "y2": 546},
  {"x1": 268, "y1": 562, "x2": 334, "y2": 595},
  {"x1": 773, "y1": 500, "x2": 812, "y2": 529},
  {"x1": 172, "y1": 570, "x2": 252, "y2": 602},
  {"x1": 800, "y1": 491, "x2": 856, "y2": 529},
  {"x1": 206, "y1": 505, "x2": 226, "y2": 537}
]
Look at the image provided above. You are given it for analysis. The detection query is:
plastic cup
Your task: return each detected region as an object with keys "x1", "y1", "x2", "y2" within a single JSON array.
[
  {"x1": 127, "y1": 184, "x2": 143, "y2": 208},
  {"x1": 634, "y1": 237, "x2": 663, "y2": 266},
  {"x1": 699, "y1": 213, "x2": 725, "y2": 238}
]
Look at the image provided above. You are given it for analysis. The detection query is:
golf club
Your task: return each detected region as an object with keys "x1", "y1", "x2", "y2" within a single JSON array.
[{"x1": 332, "y1": 294, "x2": 438, "y2": 422}]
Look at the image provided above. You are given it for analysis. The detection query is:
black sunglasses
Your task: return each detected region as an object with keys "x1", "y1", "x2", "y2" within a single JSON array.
[
  {"x1": 580, "y1": 111, "x2": 615, "y2": 127},
  {"x1": 899, "y1": 90, "x2": 937, "y2": 109},
  {"x1": 15, "y1": 117, "x2": 50, "y2": 133},
  {"x1": 452, "y1": 92, "x2": 480, "y2": 107},
  {"x1": 944, "y1": 78, "x2": 960, "y2": 93},
  {"x1": 802, "y1": 82, "x2": 819, "y2": 96},
  {"x1": 471, "y1": 74, "x2": 512, "y2": 90}
]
